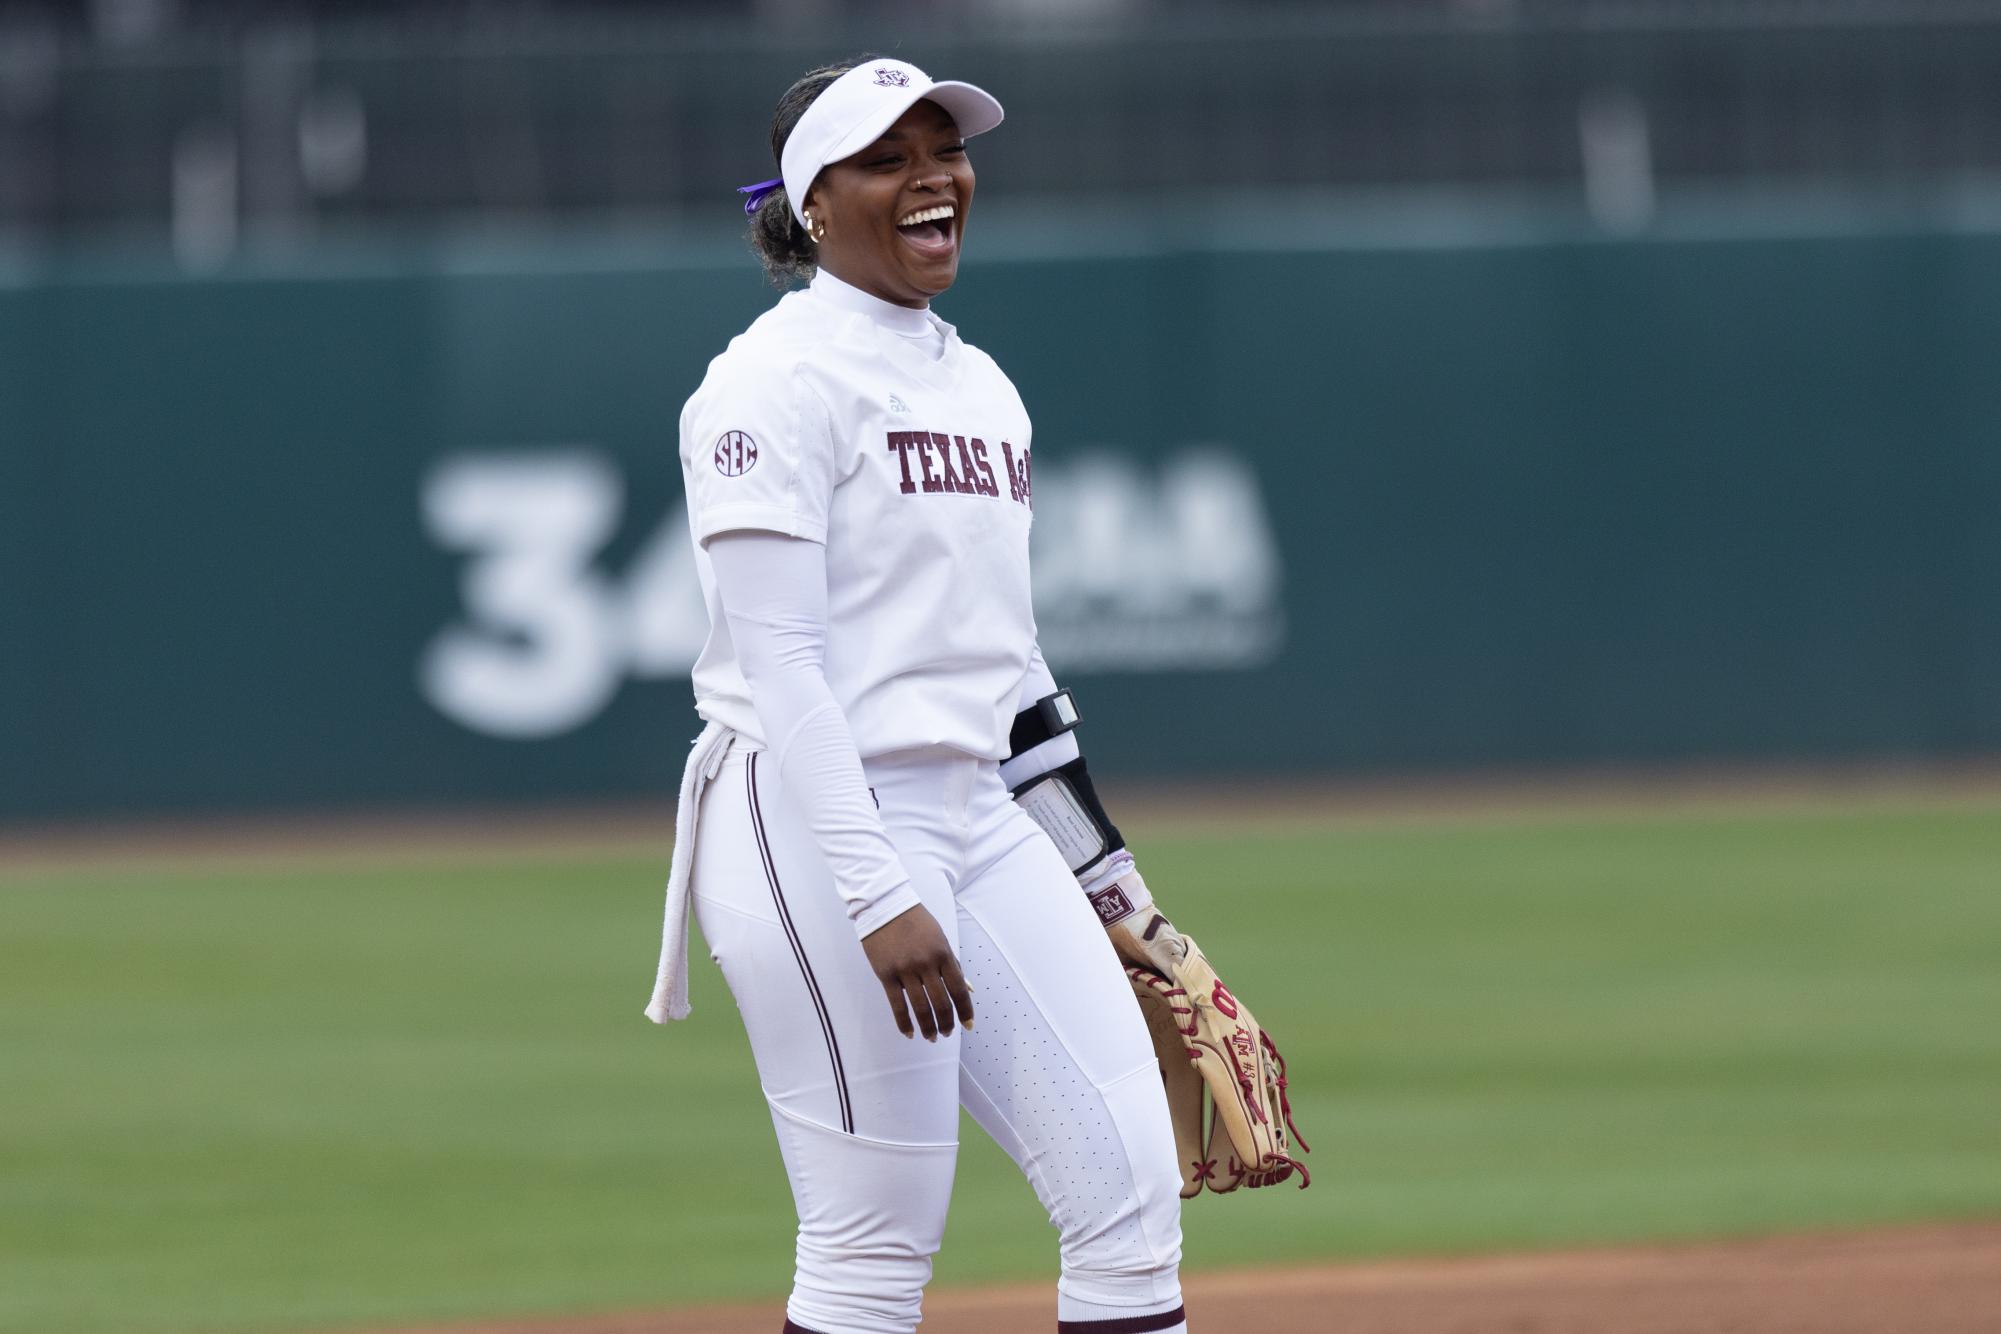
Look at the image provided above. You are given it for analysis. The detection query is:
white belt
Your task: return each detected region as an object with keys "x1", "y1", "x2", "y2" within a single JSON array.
[{"x1": 643, "y1": 720, "x2": 734, "y2": 1024}]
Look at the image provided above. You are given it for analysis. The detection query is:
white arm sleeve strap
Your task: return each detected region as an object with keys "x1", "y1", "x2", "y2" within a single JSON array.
[{"x1": 998, "y1": 642, "x2": 1080, "y2": 790}]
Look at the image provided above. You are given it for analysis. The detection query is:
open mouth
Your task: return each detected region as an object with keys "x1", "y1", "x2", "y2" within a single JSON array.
[{"x1": 895, "y1": 202, "x2": 957, "y2": 259}]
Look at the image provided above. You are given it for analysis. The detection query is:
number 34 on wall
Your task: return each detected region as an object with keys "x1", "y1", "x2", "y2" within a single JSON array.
[{"x1": 420, "y1": 451, "x2": 708, "y2": 739}]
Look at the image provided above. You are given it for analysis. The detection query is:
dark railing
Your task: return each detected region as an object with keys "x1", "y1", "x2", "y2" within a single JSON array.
[{"x1": 4, "y1": 2, "x2": 2001, "y2": 244}]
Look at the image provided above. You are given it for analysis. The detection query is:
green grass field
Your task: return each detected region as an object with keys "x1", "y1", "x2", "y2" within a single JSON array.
[{"x1": 4, "y1": 796, "x2": 1999, "y2": 1334}]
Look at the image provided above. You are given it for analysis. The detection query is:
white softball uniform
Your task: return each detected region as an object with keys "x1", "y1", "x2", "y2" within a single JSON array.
[
  {"x1": 682, "y1": 269, "x2": 1038, "y2": 766},
  {"x1": 647, "y1": 270, "x2": 1187, "y2": 1334}
]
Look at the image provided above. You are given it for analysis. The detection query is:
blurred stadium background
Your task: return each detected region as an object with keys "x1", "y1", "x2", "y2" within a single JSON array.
[{"x1": 3, "y1": 2, "x2": 1999, "y2": 1333}]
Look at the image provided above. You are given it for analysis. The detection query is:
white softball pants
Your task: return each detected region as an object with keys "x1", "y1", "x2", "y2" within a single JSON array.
[{"x1": 690, "y1": 738, "x2": 1187, "y2": 1334}]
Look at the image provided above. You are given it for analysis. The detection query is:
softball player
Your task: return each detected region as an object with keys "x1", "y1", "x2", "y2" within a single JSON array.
[{"x1": 644, "y1": 58, "x2": 1193, "y2": 1334}]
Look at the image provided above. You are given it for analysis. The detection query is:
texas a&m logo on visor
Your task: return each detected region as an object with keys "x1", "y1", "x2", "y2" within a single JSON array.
[{"x1": 714, "y1": 430, "x2": 758, "y2": 477}]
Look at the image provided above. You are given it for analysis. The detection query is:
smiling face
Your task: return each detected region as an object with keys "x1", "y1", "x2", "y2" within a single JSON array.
[{"x1": 803, "y1": 99, "x2": 974, "y2": 309}]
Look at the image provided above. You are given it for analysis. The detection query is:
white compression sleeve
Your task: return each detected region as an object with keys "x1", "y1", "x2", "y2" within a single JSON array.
[{"x1": 707, "y1": 531, "x2": 921, "y2": 937}]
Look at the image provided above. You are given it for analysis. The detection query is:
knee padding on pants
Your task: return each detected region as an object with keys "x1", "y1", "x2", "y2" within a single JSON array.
[
  {"x1": 768, "y1": 1101, "x2": 958, "y2": 1334},
  {"x1": 1052, "y1": 1063, "x2": 1185, "y2": 1311}
]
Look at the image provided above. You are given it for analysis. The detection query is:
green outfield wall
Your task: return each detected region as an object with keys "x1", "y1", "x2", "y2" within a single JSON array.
[{"x1": 4, "y1": 221, "x2": 1999, "y2": 820}]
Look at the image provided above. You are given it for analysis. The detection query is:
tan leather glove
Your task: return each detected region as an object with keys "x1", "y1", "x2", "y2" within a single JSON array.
[{"x1": 1101, "y1": 868, "x2": 1310, "y2": 1196}]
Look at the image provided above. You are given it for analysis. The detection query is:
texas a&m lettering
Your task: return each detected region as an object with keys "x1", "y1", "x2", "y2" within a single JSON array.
[{"x1": 886, "y1": 430, "x2": 1030, "y2": 508}]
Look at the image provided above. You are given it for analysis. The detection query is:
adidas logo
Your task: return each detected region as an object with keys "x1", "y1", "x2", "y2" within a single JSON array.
[{"x1": 889, "y1": 394, "x2": 910, "y2": 414}]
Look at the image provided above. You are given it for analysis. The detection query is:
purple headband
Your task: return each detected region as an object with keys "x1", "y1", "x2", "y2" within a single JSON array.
[{"x1": 736, "y1": 177, "x2": 783, "y2": 218}]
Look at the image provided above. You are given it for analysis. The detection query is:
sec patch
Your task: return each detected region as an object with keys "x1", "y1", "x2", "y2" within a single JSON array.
[{"x1": 714, "y1": 430, "x2": 758, "y2": 476}]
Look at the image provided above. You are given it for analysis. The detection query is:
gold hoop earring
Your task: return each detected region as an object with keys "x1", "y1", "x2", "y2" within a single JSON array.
[{"x1": 804, "y1": 209, "x2": 827, "y2": 243}]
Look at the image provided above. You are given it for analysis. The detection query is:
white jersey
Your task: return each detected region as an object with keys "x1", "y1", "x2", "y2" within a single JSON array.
[{"x1": 679, "y1": 270, "x2": 1037, "y2": 761}]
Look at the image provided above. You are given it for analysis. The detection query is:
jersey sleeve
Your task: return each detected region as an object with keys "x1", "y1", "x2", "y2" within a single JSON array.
[{"x1": 680, "y1": 353, "x2": 836, "y2": 546}]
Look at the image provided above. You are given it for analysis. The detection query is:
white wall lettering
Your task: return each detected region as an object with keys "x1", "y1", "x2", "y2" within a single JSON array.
[{"x1": 421, "y1": 447, "x2": 1284, "y2": 738}]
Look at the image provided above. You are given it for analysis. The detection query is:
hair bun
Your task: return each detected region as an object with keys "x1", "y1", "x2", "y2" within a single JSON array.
[{"x1": 748, "y1": 184, "x2": 816, "y2": 287}]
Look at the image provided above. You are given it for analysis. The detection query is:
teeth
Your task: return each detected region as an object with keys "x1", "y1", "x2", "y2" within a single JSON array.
[{"x1": 898, "y1": 204, "x2": 955, "y2": 227}]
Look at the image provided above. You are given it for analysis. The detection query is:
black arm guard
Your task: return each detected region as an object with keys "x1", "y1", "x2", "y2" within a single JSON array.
[
  {"x1": 1006, "y1": 689, "x2": 1126, "y2": 874},
  {"x1": 1008, "y1": 687, "x2": 1082, "y2": 755}
]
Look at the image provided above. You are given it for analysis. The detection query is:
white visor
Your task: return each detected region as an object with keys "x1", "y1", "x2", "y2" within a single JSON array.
[{"x1": 779, "y1": 59, "x2": 1004, "y2": 226}]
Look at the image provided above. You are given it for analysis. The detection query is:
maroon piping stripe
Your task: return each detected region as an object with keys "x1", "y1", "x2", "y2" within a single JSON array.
[
  {"x1": 1056, "y1": 1306, "x2": 1186, "y2": 1334},
  {"x1": 747, "y1": 752, "x2": 854, "y2": 1135}
]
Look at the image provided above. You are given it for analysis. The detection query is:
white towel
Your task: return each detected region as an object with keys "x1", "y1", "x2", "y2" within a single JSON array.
[{"x1": 644, "y1": 720, "x2": 733, "y2": 1023}]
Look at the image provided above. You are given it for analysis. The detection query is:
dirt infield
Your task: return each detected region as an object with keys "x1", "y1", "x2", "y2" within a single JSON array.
[
  {"x1": 364, "y1": 1223, "x2": 2001, "y2": 1334},
  {"x1": 9, "y1": 759, "x2": 2001, "y2": 880}
]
